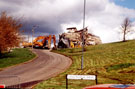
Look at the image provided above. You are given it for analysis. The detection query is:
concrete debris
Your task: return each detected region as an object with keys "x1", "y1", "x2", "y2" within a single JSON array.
[{"x1": 58, "y1": 27, "x2": 102, "y2": 48}]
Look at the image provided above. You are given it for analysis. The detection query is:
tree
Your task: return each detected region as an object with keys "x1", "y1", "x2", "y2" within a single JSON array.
[
  {"x1": 120, "y1": 17, "x2": 132, "y2": 42},
  {"x1": 0, "y1": 12, "x2": 22, "y2": 55}
]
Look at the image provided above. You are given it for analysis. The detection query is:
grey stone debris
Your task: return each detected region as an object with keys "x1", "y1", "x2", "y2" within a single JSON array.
[{"x1": 58, "y1": 27, "x2": 102, "y2": 48}]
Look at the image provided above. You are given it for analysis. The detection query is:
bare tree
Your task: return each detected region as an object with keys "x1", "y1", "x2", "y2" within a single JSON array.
[
  {"x1": 120, "y1": 17, "x2": 132, "y2": 42},
  {"x1": 0, "y1": 12, "x2": 22, "y2": 55}
]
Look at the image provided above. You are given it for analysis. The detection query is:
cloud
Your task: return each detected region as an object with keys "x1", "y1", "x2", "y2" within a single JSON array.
[
  {"x1": 85, "y1": 1, "x2": 135, "y2": 43},
  {"x1": 0, "y1": 0, "x2": 135, "y2": 43},
  {"x1": 61, "y1": 0, "x2": 135, "y2": 43}
]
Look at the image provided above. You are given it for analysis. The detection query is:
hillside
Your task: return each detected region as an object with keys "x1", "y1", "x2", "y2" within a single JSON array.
[{"x1": 35, "y1": 40, "x2": 135, "y2": 89}]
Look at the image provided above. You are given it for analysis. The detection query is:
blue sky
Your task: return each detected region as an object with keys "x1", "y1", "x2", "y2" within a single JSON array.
[{"x1": 113, "y1": 0, "x2": 135, "y2": 9}]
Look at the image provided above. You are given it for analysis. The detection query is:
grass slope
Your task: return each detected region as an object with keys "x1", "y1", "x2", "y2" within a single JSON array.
[
  {"x1": 35, "y1": 40, "x2": 135, "y2": 89},
  {"x1": 0, "y1": 48, "x2": 36, "y2": 69}
]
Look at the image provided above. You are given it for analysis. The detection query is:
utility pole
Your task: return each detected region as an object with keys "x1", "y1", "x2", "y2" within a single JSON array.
[
  {"x1": 81, "y1": 0, "x2": 86, "y2": 70},
  {"x1": 27, "y1": 30, "x2": 29, "y2": 43},
  {"x1": 32, "y1": 25, "x2": 39, "y2": 50}
]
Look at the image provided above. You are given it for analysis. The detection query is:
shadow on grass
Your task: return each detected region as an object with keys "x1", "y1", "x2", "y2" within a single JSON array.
[
  {"x1": 0, "y1": 52, "x2": 16, "y2": 59},
  {"x1": 107, "y1": 63, "x2": 135, "y2": 72}
]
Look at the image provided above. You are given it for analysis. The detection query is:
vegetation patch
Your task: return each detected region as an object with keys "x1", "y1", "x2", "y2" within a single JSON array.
[
  {"x1": 0, "y1": 48, "x2": 36, "y2": 68},
  {"x1": 107, "y1": 63, "x2": 135, "y2": 71}
]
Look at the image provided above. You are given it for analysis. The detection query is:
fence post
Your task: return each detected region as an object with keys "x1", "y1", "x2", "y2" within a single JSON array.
[{"x1": 66, "y1": 74, "x2": 68, "y2": 89}]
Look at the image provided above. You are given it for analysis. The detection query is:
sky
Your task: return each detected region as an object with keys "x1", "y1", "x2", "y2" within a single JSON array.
[
  {"x1": 0, "y1": 0, "x2": 135, "y2": 43},
  {"x1": 113, "y1": 0, "x2": 135, "y2": 9}
]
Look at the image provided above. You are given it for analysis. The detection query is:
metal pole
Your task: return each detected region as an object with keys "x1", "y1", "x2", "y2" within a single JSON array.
[
  {"x1": 95, "y1": 75, "x2": 98, "y2": 85},
  {"x1": 28, "y1": 34, "x2": 29, "y2": 42},
  {"x1": 83, "y1": 0, "x2": 86, "y2": 29},
  {"x1": 31, "y1": 25, "x2": 39, "y2": 50},
  {"x1": 81, "y1": 0, "x2": 86, "y2": 70},
  {"x1": 66, "y1": 74, "x2": 68, "y2": 89},
  {"x1": 32, "y1": 28, "x2": 34, "y2": 50}
]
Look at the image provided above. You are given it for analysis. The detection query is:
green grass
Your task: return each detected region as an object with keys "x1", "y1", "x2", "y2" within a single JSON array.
[
  {"x1": 35, "y1": 40, "x2": 135, "y2": 89},
  {"x1": 0, "y1": 48, "x2": 36, "y2": 69},
  {"x1": 107, "y1": 63, "x2": 135, "y2": 71}
]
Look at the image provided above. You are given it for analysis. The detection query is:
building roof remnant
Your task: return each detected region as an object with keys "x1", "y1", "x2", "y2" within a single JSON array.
[{"x1": 58, "y1": 27, "x2": 102, "y2": 48}]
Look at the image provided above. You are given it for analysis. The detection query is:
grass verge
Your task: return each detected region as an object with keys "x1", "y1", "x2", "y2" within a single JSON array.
[
  {"x1": 35, "y1": 40, "x2": 135, "y2": 89},
  {"x1": 0, "y1": 48, "x2": 36, "y2": 69}
]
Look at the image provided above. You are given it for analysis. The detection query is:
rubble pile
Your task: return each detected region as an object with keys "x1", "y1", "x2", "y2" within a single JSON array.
[{"x1": 58, "y1": 27, "x2": 102, "y2": 48}]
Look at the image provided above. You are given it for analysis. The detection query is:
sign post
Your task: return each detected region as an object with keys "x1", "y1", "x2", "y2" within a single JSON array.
[
  {"x1": 66, "y1": 74, "x2": 97, "y2": 89},
  {"x1": 66, "y1": 74, "x2": 68, "y2": 89}
]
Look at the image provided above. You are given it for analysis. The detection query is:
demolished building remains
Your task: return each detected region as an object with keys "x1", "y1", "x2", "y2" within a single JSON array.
[{"x1": 58, "y1": 27, "x2": 102, "y2": 48}]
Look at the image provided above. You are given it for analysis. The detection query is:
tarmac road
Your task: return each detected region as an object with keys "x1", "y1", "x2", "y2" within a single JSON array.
[{"x1": 0, "y1": 49, "x2": 72, "y2": 88}]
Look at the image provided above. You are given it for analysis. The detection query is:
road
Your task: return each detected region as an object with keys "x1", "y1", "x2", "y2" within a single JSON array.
[{"x1": 0, "y1": 49, "x2": 72, "y2": 88}]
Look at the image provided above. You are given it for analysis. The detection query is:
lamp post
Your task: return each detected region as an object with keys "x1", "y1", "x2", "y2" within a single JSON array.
[
  {"x1": 81, "y1": 0, "x2": 86, "y2": 70},
  {"x1": 32, "y1": 25, "x2": 39, "y2": 50}
]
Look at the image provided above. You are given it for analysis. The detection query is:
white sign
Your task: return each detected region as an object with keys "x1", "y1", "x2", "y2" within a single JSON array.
[{"x1": 67, "y1": 75, "x2": 96, "y2": 80}]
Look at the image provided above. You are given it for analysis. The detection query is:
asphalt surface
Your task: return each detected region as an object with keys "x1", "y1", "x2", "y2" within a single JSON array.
[{"x1": 0, "y1": 49, "x2": 72, "y2": 88}]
